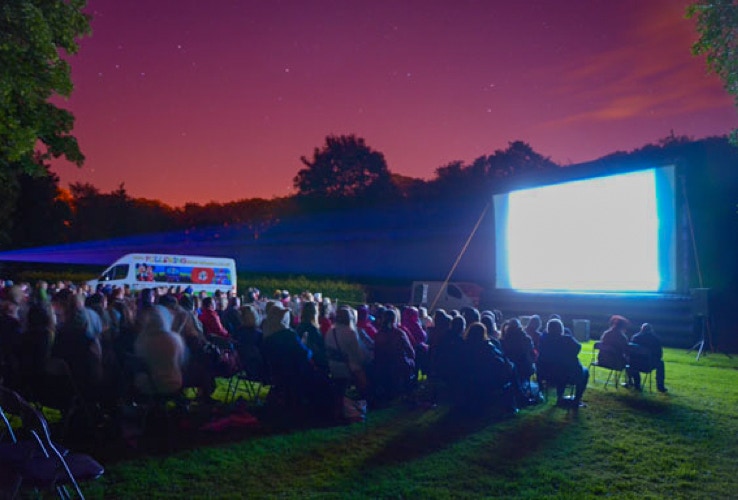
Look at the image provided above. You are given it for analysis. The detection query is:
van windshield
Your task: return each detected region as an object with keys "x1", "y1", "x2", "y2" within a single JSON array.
[{"x1": 102, "y1": 264, "x2": 129, "y2": 281}]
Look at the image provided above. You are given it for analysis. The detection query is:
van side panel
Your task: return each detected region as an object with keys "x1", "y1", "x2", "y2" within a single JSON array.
[{"x1": 90, "y1": 254, "x2": 237, "y2": 294}]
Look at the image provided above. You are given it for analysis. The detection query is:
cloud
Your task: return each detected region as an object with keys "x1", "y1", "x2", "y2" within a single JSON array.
[{"x1": 540, "y1": 1, "x2": 731, "y2": 129}]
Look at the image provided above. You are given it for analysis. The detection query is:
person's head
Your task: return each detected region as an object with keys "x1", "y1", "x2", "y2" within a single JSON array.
[
  {"x1": 229, "y1": 296, "x2": 241, "y2": 309},
  {"x1": 140, "y1": 288, "x2": 155, "y2": 308},
  {"x1": 139, "y1": 305, "x2": 173, "y2": 336},
  {"x1": 460, "y1": 307, "x2": 480, "y2": 325},
  {"x1": 85, "y1": 291, "x2": 107, "y2": 311},
  {"x1": 5, "y1": 285, "x2": 24, "y2": 307},
  {"x1": 639, "y1": 322, "x2": 654, "y2": 335},
  {"x1": 464, "y1": 321, "x2": 488, "y2": 343},
  {"x1": 336, "y1": 306, "x2": 356, "y2": 328},
  {"x1": 381, "y1": 308, "x2": 399, "y2": 330},
  {"x1": 418, "y1": 306, "x2": 429, "y2": 321},
  {"x1": 244, "y1": 287, "x2": 258, "y2": 303},
  {"x1": 450, "y1": 315, "x2": 466, "y2": 337},
  {"x1": 357, "y1": 304, "x2": 373, "y2": 325},
  {"x1": 433, "y1": 309, "x2": 452, "y2": 331},
  {"x1": 546, "y1": 318, "x2": 564, "y2": 336},
  {"x1": 526, "y1": 314, "x2": 542, "y2": 332},
  {"x1": 480, "y1": 313, "x2": 498, "y2": 338},
  {"x1": 28, "y1": 299, "x2": 56, "y2": 336},
  {"x1": 502, "y1": 318, "x2": 523, "y2": 338},
  {"x1": 239, "y1": 304, "x2": 259, "y2": 328},
  {"x1": 262, "y1": 303, "x2": 290, "y2": 337},
  {"x1": 609, "y1": 315, "x2": 629, "y2": 330},
  {"x1": 202, "y1": 296, "x2": 215, "y2": 311},
  {"x1": 300, "y1": 301, "x2": 319, "y2": 327},
  {"x1": 50, "y1": 289, "x2": 72, "y2": 324},
  {"x1": 179, "y1": 294, "x2": 194, "y2": 311},
  {"x1": 158, "y1": 294, "x2": 179, "y2": 310}
]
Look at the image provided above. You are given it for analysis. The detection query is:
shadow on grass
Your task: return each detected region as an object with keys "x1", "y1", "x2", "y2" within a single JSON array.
[
  {"x1": 362, "y1": 403, "x2": 574, "y2": 469},
  {"x1": 593, "y1": 389, "x2": 718, "y2": 444},
  {"x1": 617, "y1": 393, "x2": 671, "y2": 414}
]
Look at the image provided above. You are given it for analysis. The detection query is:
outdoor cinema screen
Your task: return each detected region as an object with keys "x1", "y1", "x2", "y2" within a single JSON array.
[{"x1": 493, "y1": 166, "x2": 677, "y2": 293}]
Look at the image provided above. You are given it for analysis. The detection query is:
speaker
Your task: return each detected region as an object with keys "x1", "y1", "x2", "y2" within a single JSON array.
[
  {"x1": 690, "y1": 288, "x2": 710, "y2": 317},
  {"x1": 572, "y1": 319, "x2": 590, "y2": 342}
]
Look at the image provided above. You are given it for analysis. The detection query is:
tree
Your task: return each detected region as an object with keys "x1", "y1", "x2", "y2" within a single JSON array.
[
  {"x1": 293, "y1": 135, "x2": 396, "y2": 200},
  {"x1": 10, "y1": 165, "x2": 72, "y2": 247},
  {"x1": 0, "y1": 0, "x2": 91, "y2": 175},
  {"x1": 68, "y1": 183, "x2": 176, "y2": 241},
  {"x1": 487, "y1": 141, "x2": 559, "y2": 178},
  {"x1": 426, "y1": 141, "x2": 559, "y2": 200},
  {"x1": 687, "y1": 1, "x2": 738, "y2": 140}
]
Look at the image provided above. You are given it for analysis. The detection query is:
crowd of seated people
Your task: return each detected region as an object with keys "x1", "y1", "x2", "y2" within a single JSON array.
[{"x1": 0, "y1": 277, "x2": 671, "y2": 440}]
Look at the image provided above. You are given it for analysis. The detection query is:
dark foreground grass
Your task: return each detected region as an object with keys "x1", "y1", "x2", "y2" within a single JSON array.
[{"x1": 79, "y1": 344, "x2": 738, "y2": 499}]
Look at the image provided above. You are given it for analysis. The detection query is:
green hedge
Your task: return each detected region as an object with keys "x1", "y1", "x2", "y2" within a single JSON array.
[
  {"x1": 12, "y1": 268, "x2": 368, "y2": 305},
  {"x1": 239, "y1": 274, "x2": 367, "y2": 305}
]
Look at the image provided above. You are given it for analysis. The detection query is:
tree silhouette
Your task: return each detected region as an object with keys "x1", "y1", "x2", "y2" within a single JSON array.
[
  {"x1": 68, "y1": 182, "x2": 174, "y2": 241},
  {"x1": 10, "y1": 165, "x2": 72, "y2": 248},
  {"x1": 688, "y1": 1, "x2": 738, "y2": 141},
  {"x1": 294, "y1": 135, "x2": 396, "y2": 200},
  {"x1": 429, "y1": 141, "x2": 559, "y2": 199},
  {"x1": 0, "y1": 0, "x2": 91, "y2": 175}
]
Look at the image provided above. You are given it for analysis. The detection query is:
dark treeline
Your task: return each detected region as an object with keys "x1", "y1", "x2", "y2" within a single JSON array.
[
  {"x1": 5, "y1": 134, "x2": 738, "y2": 302},
  {"x1": 3, "y1": 138, "x2": 562, "y2": 250}
]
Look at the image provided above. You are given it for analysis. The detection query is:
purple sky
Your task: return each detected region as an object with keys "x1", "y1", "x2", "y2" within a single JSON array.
[{"x1": 52, "y1": 0, "x2": 737, "y2": 207}]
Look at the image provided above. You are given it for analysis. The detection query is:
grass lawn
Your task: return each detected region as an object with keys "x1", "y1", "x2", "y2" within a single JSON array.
[{"x1": 78, "y1": 343, "x2": 738, "y2": 499}]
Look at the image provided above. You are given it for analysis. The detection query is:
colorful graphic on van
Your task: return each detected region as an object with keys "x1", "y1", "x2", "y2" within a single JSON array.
[{"x1": 135, "y1": 263, "x2": 232, "y2": 285}]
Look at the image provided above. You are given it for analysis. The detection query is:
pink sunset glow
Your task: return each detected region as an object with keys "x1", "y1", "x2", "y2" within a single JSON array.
[{"x1": 52, "y1": 0, "x2": 737, "y2": 207}]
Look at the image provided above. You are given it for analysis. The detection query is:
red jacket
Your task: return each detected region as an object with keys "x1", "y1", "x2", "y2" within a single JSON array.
[{"x1": 199, "y1": 308, "x2": 230, "y2": 338}]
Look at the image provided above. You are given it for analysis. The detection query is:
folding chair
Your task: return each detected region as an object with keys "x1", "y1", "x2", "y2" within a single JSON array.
[
  {"x1": 537, "y1": 374, "x2": 576, "y2": 405},
  {"x1": 0, "y1": 385, "x2": 104, "y2": 499},
  {"x1": 225, "y1": 343, "x2": 270, "y2": 405},
  {"x1": 627, "y1": 343, "x2": 656, "y2": 393},
  {"x1": 122, "y1": 354, "x2": 190, "y2": 452},
  {"x1": 589, "y1": 342, "x2": 625, "y2": 389},
  {"x1": 29, "y1": 357, "x2": 97, "y2": 441}
]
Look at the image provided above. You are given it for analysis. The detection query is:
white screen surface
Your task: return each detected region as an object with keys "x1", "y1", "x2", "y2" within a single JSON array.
[{"x1": 494, "y1": 167, "x2": 676, "y2": 292}]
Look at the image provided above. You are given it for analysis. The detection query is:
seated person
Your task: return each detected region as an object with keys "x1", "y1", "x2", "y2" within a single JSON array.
[
  {"x1": 372, "y1": 308, "x2": 416, "y2": 404},
  {"x1": 524, "y1": 314, "x2": 544, "y2": 352},
  {"x1": 261, "y1": 303, "x2": 334, "y2": 421},
  {"x1": 537, "y1": 318, "x2": 588, "y2": 409},
  {"x1": 598, "y1": 315, "x2": 630, "y2": 370},
  {"x1": 199, "y1": 296, "x2": 230, "y2": 338},
  {"x1": 500, "y1": 318, "x2": 536, "y2": 391},
  {"x1": 627, "y1": 323, "x2": 667, "y2": 393},
  {"x1": 460, "y1": 322, "x2": 516, "y2": 414},
  {"x1": 134, "y1": 305, "x2": 186, "y2": 396}
]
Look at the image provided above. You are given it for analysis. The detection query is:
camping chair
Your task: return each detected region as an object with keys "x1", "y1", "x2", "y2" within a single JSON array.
[
  {"x1": 122, "y1": 354, "x2": 190, "y2": 452},
  {"x1": 30, "y1": 357, "x2": 97, "y2": 441},
  {"x1": 225, "y1": 342, "x2": 269, "y2": 406},
  {"x1": 589, "y1": 342, "x2": 625, "y2": 389},
  {"x1": 536, "y1": 370, "x2": 576, "y2": 405},
  {"x1": 0, "y1": 385, "x2": 104, "y2": 499}
]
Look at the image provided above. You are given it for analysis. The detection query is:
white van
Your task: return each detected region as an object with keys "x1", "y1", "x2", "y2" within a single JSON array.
[
  {"x1": 410, "y1": 281, "x2": 484, "y2": 312},
  {"x1": 87, "y1": 253, "x2": 237, "y2": 294}
]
